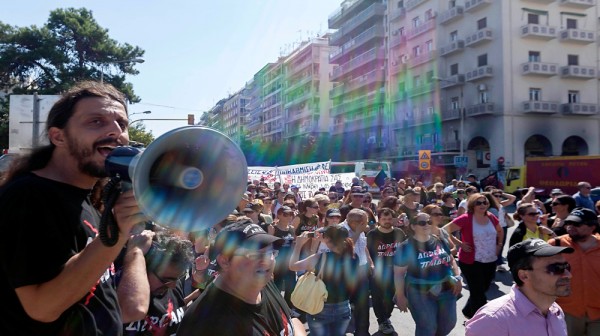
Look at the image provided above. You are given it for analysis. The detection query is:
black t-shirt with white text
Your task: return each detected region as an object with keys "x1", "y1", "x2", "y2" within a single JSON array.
[
  {"x1": 0, "y1": 173, "x2": 122, "y2": 335},
  {"x1": 366, "y1": 228, "x2": 407, "y2": 271}
]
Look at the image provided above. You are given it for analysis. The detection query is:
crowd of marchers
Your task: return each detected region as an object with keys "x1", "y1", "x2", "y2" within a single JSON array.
[{"x1": 0, "y1": 81, "x2": 598, "y2": 336}]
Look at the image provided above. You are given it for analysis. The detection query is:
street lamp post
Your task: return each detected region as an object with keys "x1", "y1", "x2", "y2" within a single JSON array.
[
  {"x1": 100, "y1": 58, "x2": 145, "y2": 83},
  {"x1": 128, "y1": 118, "x2": 188, "y2": 128},
  {"x1": 129, "y1": 110, "x2": 152, "y2": 117}
]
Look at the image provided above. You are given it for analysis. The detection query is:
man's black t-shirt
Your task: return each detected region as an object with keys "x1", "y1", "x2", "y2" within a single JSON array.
[
  {"x1": 366, "y1": 228, "x2": 407, "y2": 271},
  {"x1": 0, "y1": 173, "x2": 122, "y2": 335},
  {"x1": 123, "y1": 281, "x2": 186, "y2": 335},
  {"x1": 177, "y1": 281, "x2": 296, "y2": 335}
]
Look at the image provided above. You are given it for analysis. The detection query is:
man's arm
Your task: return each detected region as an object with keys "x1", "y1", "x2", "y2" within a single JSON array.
[
  {"x1": 291, "y1": 318, "x2": 308, "y2": 336},
  {"x1": 15, "y1": 190, "x2": 144, "y2": 323}
]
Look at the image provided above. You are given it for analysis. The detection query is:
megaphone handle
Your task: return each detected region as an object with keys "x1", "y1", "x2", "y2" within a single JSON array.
[{"x1": 99, "y1": 177, "x2": 122, "y2": 246}]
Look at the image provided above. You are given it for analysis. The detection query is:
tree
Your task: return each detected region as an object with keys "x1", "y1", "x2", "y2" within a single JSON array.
[
  {"x1": 0, "y1": 7, "x2": 145, "y2": 149},
  {"x1": 128, "y1": 123, "x2": 154, "y2": 146}
]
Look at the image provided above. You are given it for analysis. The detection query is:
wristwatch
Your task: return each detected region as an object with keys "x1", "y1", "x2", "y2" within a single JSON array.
[{"x1": 452, "y1": 275, "x2": 463, "y2": 282}]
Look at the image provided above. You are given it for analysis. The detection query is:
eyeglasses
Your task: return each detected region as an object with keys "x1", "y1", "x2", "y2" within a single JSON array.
[
  {"x1": 538, "y1": 262, "x2": 571, "y2": 276},
  {"x1": 363, "y1": 199, "x2": 372, "y2": 203},
  {"x1": 493, "y1": 194, "x2": 502, "y2": 197},
  {"x1": 308, "y1": 205, "x2": 319, "y2": 209},
  {"x1": 152, "y1": 271, "x2": 186, "y2": 286},
  {"x1": 525, "y1": 212, "x2": 539, "y2": 217},
  {"x1": 415, "y1": 220, "x2": 432, "y2": 226},
  {"x1": 551, "y1": 202, "x2": 563, "y2": 206},
  {"x1": 234, "y1": 249, "x2": 279, "y2": 261},
  {"x1": 582, "y1": 186, "x2": 591, "y2": 189},
  {"x1": 475, "y1": 200, "x2": 489, "y2": 206},
  {"x1": 352, "y1": 194, "x2": 364, "y2": 198},
  {"x1": 565, "y1": 221, "x2": 594, "y2": 228},
  {"x1": 430, "y1": 213, "x2": 443, "y2": 217}
]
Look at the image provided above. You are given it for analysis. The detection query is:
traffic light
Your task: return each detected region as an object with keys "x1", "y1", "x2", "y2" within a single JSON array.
[{"x1": 187, "y1": 114, "x2": 195, "y2": 125}]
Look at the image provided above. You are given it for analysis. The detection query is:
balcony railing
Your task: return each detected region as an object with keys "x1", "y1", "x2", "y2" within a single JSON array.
[
  {"x1": 520, "y1": 24, "x2": 557, "y2": 40},
  {"x1": 345, "y1": 69, "x2": 385, "y2": 93},
  {"x1": 328, "y1": 0, "x2": 364, "y2": 28},
  {"x1": 388, "y1": 7, "x2": 406, "y2": 22},
  {"x1": 559, "y1": 29, "x2": 596, "y2": 44},
  {"x1": 440, "y1": 40, "x2": 465, "y2": 56},
  {"x1": 330, "y1": 84, "x2": 345, "y2": 99},
  {"x1": 562, "y1": 103, "x2": 599, "y2": 115},
  {"x1": 409, "y1": 50, "x2": 436, "y2": 68},
  {"x1": 439, "y1": 74, "x2": 465, "y2": 88},
  {"x1": 442, "y1": 108, "x2": 461, "y2": 120},
  {"x1": 466, "y1": 65, "x2": 493, "y2": 81},
  {"x1": 466, "y1": 102, "x2": 495, "y2": 116},
  {"x1": 329, "y1": 47, "x2": 343, "y2": 62},
  {"x1": 560, "y1": 65, "x2": 596, "y2": 79},
  {"x1": 390, "y1": 59, "x2": 407, "y2": 75},
  {"x1": 407, "y1": 114, "x2": 435, "y2": 126},
  {"x1": 331, "y1": 47, "x2": 384, "y2": 81},
  {"x1": 407, "y1": 20, "x2": 435, "y2": 40},
  {"x1": 405, "y1": 0, "x2": 428, "y2": 11},
  {"x1": 407, "y1": 82, "x2": 435, "y2": 97},
  {"x1": 341, "y1": 2, "x2": 386, "y2": 36},
  {"x1": 559, "y1": 0, "x2": 596, "y2": 8},
  {"x1": 465, "y1": 0, "x2": 492, "y2": 12},
  {"x1": 287, "y1": 107, "x2": 312, "y2": 123},
  {"x1": 521, "y1": 62, "x2": 559, "y2": 76},
  {"x1": 390, "y1": 33, "x2": 407, "y2": 48},
  {"x1": 465, "y1": 28, "x2": 493, "y2": 47},
  {"x1": 439, "y1": 6, "x2": 464, "y2": 25},
  {"x1": 341, "y1": 24, "x2": 385, "y2": 54},
  {"x1": 522, "y1": 101, "x2": 560, "y2": 114}
]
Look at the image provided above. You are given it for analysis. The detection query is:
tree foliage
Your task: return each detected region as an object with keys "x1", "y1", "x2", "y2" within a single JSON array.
[{"x1": 128, "y1": 123, "x2": 154, "y2": 147}]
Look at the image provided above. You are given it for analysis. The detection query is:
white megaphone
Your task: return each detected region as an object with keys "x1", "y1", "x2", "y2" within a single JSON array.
[{"x1": 104, "y1": 126, "x2": 247, "y2": 233}]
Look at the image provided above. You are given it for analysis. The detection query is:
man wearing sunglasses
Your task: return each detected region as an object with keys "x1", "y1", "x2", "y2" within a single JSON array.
[
  {"x1": 550, "y1": 207, "x2": 600, "y2": 335},
  {"x1": 573, "y1": 182, "x2": 596, "y2": 213},
  {"x1": 466, "y1": 238, "x2": 574, "y2": 335},
  {"x1": 178, "y1": 219, "x2": 306, "y2": 336}
]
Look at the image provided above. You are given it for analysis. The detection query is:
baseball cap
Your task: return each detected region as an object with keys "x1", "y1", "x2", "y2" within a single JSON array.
[
  {"x1": 291, "y1": 185, "x2": 299, "y2": 190},
  {"x1": 508, "y1": 238, "x2": 573, "y2": 270},
  {"x1": 565, "y1": 207, "x2": 598, "y2": 224},
  {"x1": 404, "y1": 188, "x2": 418, "y2": 195},
  {"x1": 550, "y1": 188, "x2": 563, "y2": 195},
  {"x1": 467, "y1": 173, "x2": 477, "y2": 179},
  {"x1": 317, "y1": 224, "x2": 349, "y2": 238},
  {"x1": 351, "y1": 186, "x2": 364, "y2": 195},
  {"x1": 280, "y1": 206, "x2": 294, "y2": 213},
  {"x1": 242, "y1": 202, "x2": 261, "y2": 213},
  {"x1": 326, "y1": 208, "x2": 342, "y2": 218},
  {"x1": 241, "y1": 193, "x2": 249, "y2": 201},
  {"x1": 211, "y1": 220, "x2": 283, "y2": 260}
]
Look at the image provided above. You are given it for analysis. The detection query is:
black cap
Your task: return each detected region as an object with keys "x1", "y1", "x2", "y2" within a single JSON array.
[
  {"x1": 467, "y1": 173, "x2": 477, "y2": 179},
  {"x1": 404, "y1": 188, "x2": 418, "y2": 195},
  {"x1": 280, "y1": 206, "x2": 294, "y2": 214},
  {"x1": 317, "y1": 224, "x2": 349, "y2": 239},
  {"x1": 326, "y1": 208, "x2": 342, "y2": 218},
  {"x1": 211, "y1": 220, "x2": 283, "y2": 260},
  {"x1": 565, "y1": 207, "x2": 598, "y2": 224},
  {"x1": 351, "y1": 186, "x2": 364, "y2": 195},
  {"x1": 508, "y1": 238, "x2": 573, "y2": 270}
]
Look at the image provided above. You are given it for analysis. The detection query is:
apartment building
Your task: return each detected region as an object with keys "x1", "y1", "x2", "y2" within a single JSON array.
[
  {"x1": 385, "y1": 0, "x2": 599, "y2": 177},
  {"x1": 283, "y1": 37, "x2": 334, "y2": 145},
  {"x1": 245, "y1": 67, "x2": 268, "y2": 142},
  {"x1": 328, "y1": 0, "x2": 389, "y2": 158},
  {"x1": 221, "y1": 89, "x2": 249, "y2": 144}
]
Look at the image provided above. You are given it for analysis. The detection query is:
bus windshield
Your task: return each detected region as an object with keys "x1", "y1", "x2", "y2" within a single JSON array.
[{"x1": 330, "y1": 163, "x2": 356, "y2": 174}]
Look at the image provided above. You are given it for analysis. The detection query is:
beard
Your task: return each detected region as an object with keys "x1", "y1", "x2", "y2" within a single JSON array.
[
  {"x1": 568, "y1": 232, "x2": 588, "y2": 242},
  {"x1": 65, "y1": 132, "x2": 115, "y2": 178}
]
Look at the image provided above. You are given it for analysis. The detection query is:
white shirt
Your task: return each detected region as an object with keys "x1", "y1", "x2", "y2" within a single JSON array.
[
  {"x1": 472, "y1": 218, "x2": 498, "y2": 263},
  {"x1": 342, "y1": 221, "x2": 368, "y2": 266}
]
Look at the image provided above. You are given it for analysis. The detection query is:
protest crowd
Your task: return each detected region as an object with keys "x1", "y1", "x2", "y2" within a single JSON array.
[{"x1": 0, "y1": 82, "x2": 599, "y2": 335}]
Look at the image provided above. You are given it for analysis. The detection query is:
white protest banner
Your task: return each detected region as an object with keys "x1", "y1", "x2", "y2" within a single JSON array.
[
  {"x1": 276, "y1": 161, "x2": 330, "y2": 175},
  {"x1": 247, "y1": 166, "x2": 278, "y2": 184},
  {"x1": 279, "y1": 173, "x2": 355, "y2": 199}
]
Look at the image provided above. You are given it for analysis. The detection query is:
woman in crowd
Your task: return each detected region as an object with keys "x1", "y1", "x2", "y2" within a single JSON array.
[
  {"x1": 363, "y1": 192, "x2": 378, "y2": 215},
  {"x1": 422, "y1": 204, "x2": 456, "y2": 255},
  {"x1": 548, "y1": 195, "x2": 577, "y2": 236},
  {"x1": 317, "y1": 208, "x2": 343, "y2": 253},
  {"x1": 399, "y1": 188, "x2": 420, "y2": 221},
  {"x1": 443, "y1": 193, "x2": 503, "y2": 318},
  {"x1": 268, "y1": 206, "x2": 297, "y2": 309},
  {"x1": 290, "y1": 225, "x2": 358, "y2": 336},
  {"x1": 488, "y1": 189, "x2": 516, "y2": 271},
  {"x1": 509, "y1": 202, "x2": 557, "y2": 248},
  {"x1": 439, "y1": 192, "x2": 457, "y2": 224},
  {"x1": 293, "y1": 198, "x2": 321, "y2": 257},
  {"x1": 314, "y1": 194, "x2": 331, "y2": 226},
  {"x1": 393, "y1": 212, "x2": 462, "y2": 336}
]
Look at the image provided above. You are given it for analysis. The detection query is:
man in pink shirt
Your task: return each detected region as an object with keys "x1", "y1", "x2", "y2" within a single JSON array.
[{"x1": 466, "y1": 238, "x2": 573, "y2": 336}]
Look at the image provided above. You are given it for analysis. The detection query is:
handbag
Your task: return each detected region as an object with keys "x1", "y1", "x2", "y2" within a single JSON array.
[{"x1": 291, "y1": 253, "x2": 328, "y2": 315}]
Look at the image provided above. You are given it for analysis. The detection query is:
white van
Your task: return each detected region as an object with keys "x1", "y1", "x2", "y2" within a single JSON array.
[{"x1": 330, "y1": 161, "x2": 392, "y2": 194}]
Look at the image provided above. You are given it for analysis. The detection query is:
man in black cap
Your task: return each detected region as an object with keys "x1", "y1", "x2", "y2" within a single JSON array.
[
  {"x1": 466, "y1": 238, "x2": 573, "y2": 335},
  {"x1": 339, "y1": 186, "x2": 376, "y2": 229},
  {"x1": 467, "y1": 173, "x2": 481, "y2": 192},
  {"x1": 550, "y1": 207, "x2": 600, "y2": 335},
  {"x1": 178, "y1": 219, "x2": 306, "y2": 335}
]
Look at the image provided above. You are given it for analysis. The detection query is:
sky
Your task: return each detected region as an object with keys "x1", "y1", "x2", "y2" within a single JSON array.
[{"x1": 1, "y1": 0, "x2": 342, "y2": 137}]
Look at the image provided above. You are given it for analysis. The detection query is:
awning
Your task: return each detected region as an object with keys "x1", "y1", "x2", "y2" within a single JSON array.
[
  {"x1": 522, "y1": 8, "x2": 548, "y2": 16},
  {"x1": 561, "y1": 11, "x2": 587, "y2": 17}
]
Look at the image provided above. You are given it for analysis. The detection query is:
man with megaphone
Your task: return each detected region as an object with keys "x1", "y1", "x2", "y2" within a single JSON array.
[{"x1": 0, "y1": 81, "x2": 151, "y2": 335}]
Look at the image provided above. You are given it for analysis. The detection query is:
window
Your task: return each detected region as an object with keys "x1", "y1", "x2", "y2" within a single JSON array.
[
  {"x1": 477, "y1": 18, "x2": 487, "y2": 30},
  {"x1": 449, "y1": 0, "x2": 456, "y2": 8},
  {"x1": 413, "y1": 45, "x2": 421, "y2": 56},
  {"x1": 478, "y1": 54, "x2": 488, "y2": 67},
  {"x1": 568, "y1": 55, "x2": 579, "y2": 66},
  {"x1": 450, "y1": 63, "x2": 459, "y2": 75},
  {"x1": 566, "y1": 18, "x2": 577, "y2": 29},
  {"x1": 399, "y1": 82, "x2": 406, "y2": 92},
  {"x1": 528, "y1": 14, "x2": 539, "y2": 25},
  {"x1": 413, "y1": 16, "x2": 421, "y2": 28},
  {"x1": 398, "y1": 0, "x2": 404, "y2": 9},
  {"x1": 529, "y1": 88, "x2": 541, "y2": 101},
  {"x1": 426, "y1": 71, "x2": 434, "y2": 83},
  {"x1": 529, "y1": 51, "x2": 541, "y2": 62},
  {"x1": 451, "y1": 97, "x2": 460, "y2": 110},
  {"x1": 426, "y1": 40, "x2": 434, "y2": 52},
  {"x1": 425, "y1": 9, "x2": 434, "y2": 21},
  {"x1": 450, "y1": 31, "x2": 458, "y2": 41},
  {"x1": 399, "y1": 27, "x2": 405, "y2": 36},
  {"x1": 568, "y1": 91, "x2": 579, "y2": 103},
  {"x1": 479, "y1": 91, "x2": 489, "y2": 103},
  {"x1": 414, "y1": 75, "x2": 421, "y2": 87}
]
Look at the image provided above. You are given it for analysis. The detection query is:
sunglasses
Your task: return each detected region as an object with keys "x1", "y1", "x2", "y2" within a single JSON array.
[
  {"x1": 329, "y1": 197, "x2": 337, "y2": 200},
  {"x1": 430, "y1": 213, "x2": 443, "y2": 217},
  {"x1": 493, "y1": 194, "x2": 502, "y2": 197},
  {"x1": 352, "y1": 194, "x2": 364, "y2": 198},
  {"x1": 525, "y1": 212, "x2": 539, "y2": 217},
  {"x1": 152, "y1": 271, "x2": 186, "y2": 286},
  {"x1": 565, "y1": 221, "x2": 594, "y2": 228},
  {"x1": 415, "y1": 220, "x2": 432, "y2": 226},
  {"x1": 234, "y1": 249, "x2": 279, "y2": 261},
  {"x1": 475, "y1": 200, "x2": 489, "y2": 206},
  {"x1": 551, "y1": 202, "x2": 563, "y2": 206},
  {"x1": 541, "y1": 262, "x2": 571, "y2": 276},
  {"x1": 363, "y1": 199, "x2": 372, "y2": 203}
]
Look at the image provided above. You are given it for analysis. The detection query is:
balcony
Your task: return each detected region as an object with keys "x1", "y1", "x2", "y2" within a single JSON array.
[
  {"x1": 443, "y1": 141, "x2": 460, "y2": 151},
  {"x1": 329, "y1": 29, "x2": 345, "y2": 46},
  {"x1": 560, "y1": 65, "x2": 596, "y2": 79},
  {"x1": 465, "y1": 0, "x2": 492, "y2": 12},
  {"x1": 559, "y1": 0, "x2": 596, "y2": 8},
  {"x1": 440, "y1": 40, "x2": 465, "y2": 56},
  {"x1": 409, "y1": 50, "x2": 436, "y2": 68},
  {"x1": 392, "y1": 90, "x2": 409, "y2": 102},
  {"x1": 332, "y1": 115, "x2": 379, "y2": 134},
  {"x1": 328, "y1": 0, "x2": 371, "y2": 29},
  {"x1": 465, "y1": 28, "x2": 493, "y2": 47},
  {"x1": 407, "y1": 114, "x2": 435, "y2": 126},
  {"x1": 521, "y1": 62, "x2": 559, "y2": 76},
  {"x1": 390, "y1": 32, "x2": 407, "y2": 48},
  {"x1": 442, "y1": 108, "x2": 461, "y2": 121},
  {"x1": 390, "y1": 59, "x2": 407, "y2": 75},
  {"x1": 466, "y1": 102, "x2": 495, "y2": 116},
  {"x1": 285, "y1": 92, "x2": 312, "y2": 109},
  {"x1": 341, "y1": 24, "x2": 385, "y2": 55},
  {"x1": 520, "y1": 24, "x2": 557, "y2": 40},
  {"x1": 389, "y1": 7, "x2": 406, "y2": 22},
  {"x1": 287, "y1": 107, "x2": 312, "y2": 123},
  {"x1": 405, "y1": 0, "x2": 428, "y2": 11},
  {"x1": 330, "y1": 84, "x2": 345, "y2": 99},
  {"x1": 522, "y1": 101, "x2": 560, "y2": 114},
  {"x1": 562, "y1": 103, "x2": 599, "y2": 115},
  {"x1": 439, "y1": 6, "x2": 464, "y2": 25},
  {"x1": 345, "y1": 69, "x2": 385, "y2": 93},
  {"x1": 341, "y1": 2, "x2": 386, "y2": 37},
  {"x1": 439, "y1": 74, "x2": 465, "y2": 88},
  {"x1": 331, "y1": 47, "x2": 385, "y2": 81},
  {"x1": 407, "y1": 20, "x2": 435, "y2": 40},
  {"x1": 286, "y1": 73, "x2": 314, "y2": 94},
  {"x1": 286, "y1": 122, "x2": 314, "y2": 138},
  {"x1": 331, "y1": 91, "x2": 381, "y2": 116},
  {"x1": 559, "y1": 29, "x2": 596, "y2": 44},
  {"x1": 466, "y1": 65, "x2": 493, "y2": 81},
  {"x1": 407, "y1": 83, "x2": 435, "y2": 97},
  {"x1": 263, "y1": 125, "x2": 283, "y2": 136},
  {"x1": 329, "y1": 47, "x2": 343, "y2": 63}
]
